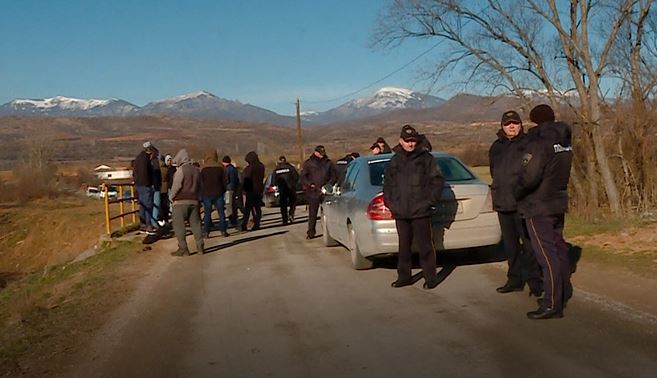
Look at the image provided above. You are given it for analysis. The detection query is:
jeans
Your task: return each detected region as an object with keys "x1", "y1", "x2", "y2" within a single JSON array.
[
  {"x1": 203, "y1": 195, "x2": 227, "y2": 233},
  {"x1": 152, "y1": 191, "x2": 161, "y2": 226},
  {"x1": 136, "y1": 185, "x2": 154, "y2": 226}
]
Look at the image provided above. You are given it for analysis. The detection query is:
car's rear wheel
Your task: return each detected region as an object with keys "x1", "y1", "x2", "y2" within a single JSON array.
[
  {"x1": 321, "y1": 212, "x2": 339, "y2": 247},
  {"x1": 348, "y1": 224, "x2": 373, "y2": 270}
]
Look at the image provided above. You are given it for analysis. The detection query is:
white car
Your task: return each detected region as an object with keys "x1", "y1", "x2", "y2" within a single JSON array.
[
  {"x1": 86, "y1": 185, "x2": 117, "y2": 200},
  {"x1": 321, "y1": 152, "x2": 501, "y2": 269}
]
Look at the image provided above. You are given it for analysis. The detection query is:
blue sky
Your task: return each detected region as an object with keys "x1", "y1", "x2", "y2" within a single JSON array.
[{"x1": 0, "y1": 0, "x2": 450, "y2": 115}]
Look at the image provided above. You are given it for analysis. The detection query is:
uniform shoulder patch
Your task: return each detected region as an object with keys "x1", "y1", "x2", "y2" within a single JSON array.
[{"x1": 521, "y1": 153, "x2": 533, "y2": 166}]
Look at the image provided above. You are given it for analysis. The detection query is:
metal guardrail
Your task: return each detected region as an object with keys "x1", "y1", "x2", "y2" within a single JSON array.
[{"x1": 102, "y1": 182, "x2": 139, "y2": 235}]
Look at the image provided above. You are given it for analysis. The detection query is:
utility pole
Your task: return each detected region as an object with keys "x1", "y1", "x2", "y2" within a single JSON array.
[{"x1": 296, "y1": 98, "x2": 303, "y2": 166}]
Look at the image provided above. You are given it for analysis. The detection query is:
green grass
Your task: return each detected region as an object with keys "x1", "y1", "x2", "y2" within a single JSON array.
[
  {"x1": 0, "y1": 240, "x2": 141, "y2": 375},
  {"x1": 575, "y1": 243, "x2": 657, "y2": 277}
]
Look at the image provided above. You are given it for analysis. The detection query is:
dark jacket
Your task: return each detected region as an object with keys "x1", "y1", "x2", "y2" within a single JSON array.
[
  {"x1": 301, "y1": 154, "x2": 337, "y2": 193},
  {"x1": 133, "y1": 150, "x2": 153, "y2": 187},
  {"x1": 514, "y1": 121, "x2": 573, "y2": 218},
  {"x1": 201, "y1": 165, "x2": 226, "y2": 197},
  {"x1": 273, "y1": 161, "x2": 299, "y2": 193},
  {"x1": 242, "y1": 151, "x2": 265, "y2": 195},
  {"x1": 383, "y1": 145, "x2": 444, "y2": 219},
  {"x1": 152, "y1": 156, "x2": 162, "y2": 191},
  {"x1": 224, "y1": 163, "x2": 239, "y2": 191},
  {"x1": 489, "y1": 129, "x2": 527, "y2": 212}
]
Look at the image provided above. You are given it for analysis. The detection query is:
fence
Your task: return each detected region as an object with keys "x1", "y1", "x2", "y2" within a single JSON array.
[{"x1": 102, "y1": 182, "x2": 139, "y2": 235}]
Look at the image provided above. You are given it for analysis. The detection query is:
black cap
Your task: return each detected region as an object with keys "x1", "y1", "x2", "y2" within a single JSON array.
[
  {"x1": 400, "y1": 124, "x2": 419, "y2": 141},
  {"x1": 501, "y1": 110, "x2": 522, "y2": 126},
  {"x1": 278, "y1": 155, "x2": 286, "y2": 163},
  {"x1": 222, "y1": 155, "x2": 231, "y2": 163},
  {"x1": 314, "y1": 145, "x2": 326, "y2": 156},
  {"x1": 376, "y1": 137, "x2": 386, "y2": 144},
  {"x1": 529, "y1": 104, "x2": 555, "y2": 124}
]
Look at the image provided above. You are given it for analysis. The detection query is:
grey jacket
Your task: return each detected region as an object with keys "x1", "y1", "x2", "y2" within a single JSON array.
[{"x1": 171, "y1": 149, "x2": 201, "y2": 205}]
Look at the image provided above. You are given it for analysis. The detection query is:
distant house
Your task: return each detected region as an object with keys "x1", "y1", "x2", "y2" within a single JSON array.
[{"x1": 94, "y1": 164, "x2": 133, "y2": 181}]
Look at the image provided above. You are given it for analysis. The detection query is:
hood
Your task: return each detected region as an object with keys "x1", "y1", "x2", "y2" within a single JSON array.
[
  {"x1": 245, "y1": 151, "x2": 260, "y2": 165},
  {"x1": 531, "y1": 121, "x2": 572, "y2": 146},
  {"x1": 204, "y1": 149, "x2": 219, "y2": 166},
  {"x1": 173, "y1": 148, "x2": 191, "y2": 167}
]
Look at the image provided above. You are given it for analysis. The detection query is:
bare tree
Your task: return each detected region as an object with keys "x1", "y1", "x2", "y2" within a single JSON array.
[{"x1": 372, "y1": 0, "x2": 644, "y2": 215}]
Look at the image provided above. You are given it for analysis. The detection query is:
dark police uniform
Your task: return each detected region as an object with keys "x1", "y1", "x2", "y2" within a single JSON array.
[
  {"x1": 383, "y1": 125, "x2": 444, "y2": 289},
  {"x1": 514, "y1": 105, "x2": 573, "y2": 319},
  {"x1": 489, "y1": 112, "x2": 542, "y2": 295},
  {"x1": 273, "y1": 157, "x2": 299, "y2": 225},
  {"x1": 301, "y1": 146, "x2": 337, "y2": 238}
]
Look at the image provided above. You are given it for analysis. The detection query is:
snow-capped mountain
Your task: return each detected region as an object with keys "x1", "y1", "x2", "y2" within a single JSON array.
[
  {"x1": 0, "y1": 96, "x2": 139, "y2": 117},
  {"x1": 303, "y1": 87, "x2": 445, "y2": 125},
  {"x1": 141, "y1": 91, "x2": 296, "y2": 126}
]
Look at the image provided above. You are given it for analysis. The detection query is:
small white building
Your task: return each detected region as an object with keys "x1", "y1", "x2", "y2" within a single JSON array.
[{"x1": 94, "y1": 165, "x2": 133, "y2": 181}]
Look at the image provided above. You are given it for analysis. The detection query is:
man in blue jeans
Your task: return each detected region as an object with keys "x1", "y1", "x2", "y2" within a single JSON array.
[
  {"x1": 201, "y1": 150, "x2": 229, "y2": 238},
  {"x1": 133, "y1": 141, "x2": 155, "y2": 233}
]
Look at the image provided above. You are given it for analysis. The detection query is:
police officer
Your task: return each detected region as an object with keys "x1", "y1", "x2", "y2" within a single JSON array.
[
  {"x1": 514, "y1": 104, "x2": 573, "y2": 319},
  {"x1": 383, "y1": 125, "x2": 444, "y2": 289},
  {"x1": 490, "y1": 111, "x2": 542, "y2": 296},
  {"x1": 301, "y1": 145, "x2": 337, "y2": 239},
  {"x1": 273, "y1": 155, "x2": 299, "y2": 225}
]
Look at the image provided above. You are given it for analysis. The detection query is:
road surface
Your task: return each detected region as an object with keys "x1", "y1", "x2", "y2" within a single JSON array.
[{"x1": 68, "y1": 208, "x2": 657, "y2": 378}]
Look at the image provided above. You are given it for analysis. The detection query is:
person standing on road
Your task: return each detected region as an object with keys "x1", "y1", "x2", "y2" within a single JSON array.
[
  {"x1": 201, "y1": 150, "x2": 229, "y2": 238},
  {"x1": 375, "y1": 137, "x2": 392, "y2": 154},
  {"x1": 301, "y1": 145, "x2": 337, "y2": 239},
  {"x1": 273, "y1": 155, "x2": 299, "y2": 225},
  {"x1": 514, "y1": 104, "x2": 573, "y2": 320},
  {"x1": 150, "y1": 147, "x2": 162, "y2": 227},
  {"x1": 384, "y1": 125, "x2": 444, "y2": 289},
  {"x1": 489, "y1": 111, "x2": 542, "y2": 296},
  {"x1": 159, "y1": 155, "x2": 170, "y2": 224},
  {"x1": 241, "y1": 151, "x2": 265, "y2": 231},
  {"x1": 222, "y1": 155, "x2": 240, "y2": 228},
  {"x1": 170, "y1": 148, "x2": 204, "y2": 256},
  {"x1": 133, "y1": 141, "x2": 155, "y2": 233}
]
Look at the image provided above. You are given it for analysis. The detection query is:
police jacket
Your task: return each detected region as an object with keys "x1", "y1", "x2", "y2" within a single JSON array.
[
  {"x1": 301, "y1": 154, "x2": 337, "y2": 193},
  {"x1": 242, "y1": 151, "x2": 265, "y2": 195},
  {"x1": 273, "y1": 162, "x2": 299, "y2": 193},
  {"x1": 514, "y1": 121, "x2": 573, "y2": 218},
  {"x1": 383, "y1": 145, "x2": 445, "y2": 219},
  {"x1": 489, "y1": 129, "x2": 527, "y2": 212},
  {"x1": 133, "y1": 150, "x2": 153, "y2": 187}
]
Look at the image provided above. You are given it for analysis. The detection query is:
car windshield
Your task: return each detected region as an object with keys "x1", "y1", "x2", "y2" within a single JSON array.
[{"x1": 368, "y1": 156, "x2": 476, "y2": 186}]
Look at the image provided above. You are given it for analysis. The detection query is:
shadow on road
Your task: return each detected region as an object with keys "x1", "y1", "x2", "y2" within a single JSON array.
[{"x1": 203, "y1": 230, "x2": 289, "y2": 254}]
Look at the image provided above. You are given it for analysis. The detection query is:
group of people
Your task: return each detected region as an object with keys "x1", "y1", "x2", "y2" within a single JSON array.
[
  {"x1": 133, "y1": 103, "x2": 573, "y2": 320},
  {"x1": 382, "y1": 104, "x2": 573, "y2": 320}
]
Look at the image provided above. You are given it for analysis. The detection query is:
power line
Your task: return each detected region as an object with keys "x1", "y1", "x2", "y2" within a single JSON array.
[{"x1": 303, "y1": 40, "x2": 445, "y2": 105}]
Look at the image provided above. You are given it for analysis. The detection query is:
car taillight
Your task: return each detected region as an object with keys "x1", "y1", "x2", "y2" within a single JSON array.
[
  {"x1": 265, "y1": 185, "x2": 277, "y2": 194},
  {"x1": 367, "y1": 193, "x2": 393, "y2": 220},
  {"x1": 482, "y1": 189, "x2": 494, "y2": 213}
]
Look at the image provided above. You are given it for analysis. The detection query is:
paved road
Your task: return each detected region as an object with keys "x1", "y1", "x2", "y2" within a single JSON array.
[{"x1": 69, "y1": 208, "x2": 657, "y2": 378}]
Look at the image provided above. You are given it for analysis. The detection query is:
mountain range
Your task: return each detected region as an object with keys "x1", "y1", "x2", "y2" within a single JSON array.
[{"x1": 0, "y1": 87, "x2": 445, "y2": 126}]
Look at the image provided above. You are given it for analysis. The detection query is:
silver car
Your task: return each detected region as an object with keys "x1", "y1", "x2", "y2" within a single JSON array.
[{"x1": 320, "y1": 152, "x2": 501, "y2": 269}]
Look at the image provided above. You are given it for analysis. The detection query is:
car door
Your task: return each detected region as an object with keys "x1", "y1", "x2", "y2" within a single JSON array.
[{"x1": 334, "y1": 162, "x2": 361, "y2": 242}]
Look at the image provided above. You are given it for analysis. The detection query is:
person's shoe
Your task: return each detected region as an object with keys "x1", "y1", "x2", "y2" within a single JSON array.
[
  {"x1": 527, "y1": 306, "x2": 563, "y2": 320},
  {"x1": 306, "y1": 233, "x2": 315, "y2": 240},
  {"x1": 170, "y1": 248, "x2": 189, "y2": 257},
  {"x1": 496, "y1": 283, "x2": 524, "y2": 293},
  {"x1": 289, "y1": 216, "x2": 295, "y2": 223},
  {"x1": 391, "y1": 279, "x2": 413, "y2": 288},
  {"x1": 197, "y1": 248, "x2": 205, "y2": 255},
  {"x1": 250, "y1": 225, "x2": 260, "y2": 231},
  {"x1": 423, "y1": 279, "x2": 439, "y2": 289},
  {"x1": 222, "y1": 231, "x2": 230, "y2": 237},
  {"x1": 202, "y1": 232, "x2": 209, "y2": 238}
]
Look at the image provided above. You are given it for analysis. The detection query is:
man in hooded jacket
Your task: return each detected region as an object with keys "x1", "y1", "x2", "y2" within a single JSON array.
[
  {"x1": 384, "y1": 125, "x2": 444, "y2": 289},
  {"x1": 489, "y1": 111, "x2": 542, "y2": 296},
  {"x1": 301, "y1": 145, "x2": 337, "y2": 239},
  {"x1": 201, "y1": 150, "x2": 228, "y2": 237},
  {"x1": 170, "y1": 149, "x2": 204, "y2": 256},
  {"x1": 241, "y1": 151, "x2": 265, "y2": 231},
  {"x1": 514, "y1": 104, "x2": 573, "y2": 319}
]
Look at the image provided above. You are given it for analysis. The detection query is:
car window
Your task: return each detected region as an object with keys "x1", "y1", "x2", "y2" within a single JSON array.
[
  {"x1": 342, "y1": 163, "x2": 360, "y2": 192},
  {"x1": 369, "y1": 156, "x2": 475, "y2": 186}
]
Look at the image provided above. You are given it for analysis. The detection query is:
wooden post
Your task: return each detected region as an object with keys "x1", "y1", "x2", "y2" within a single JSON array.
[
  {"x1": 103, "y1": 184, "x2": 111, "y2": 235},
  {"x1": 296, "y1": 98, "x2": 303, "y2": 165},
  {"x1": 131, "y1": 184, "x2": 137, "y2": 224},
  {"x1": 119, "y1": 185, "x2": 125, "y2": 228}
]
